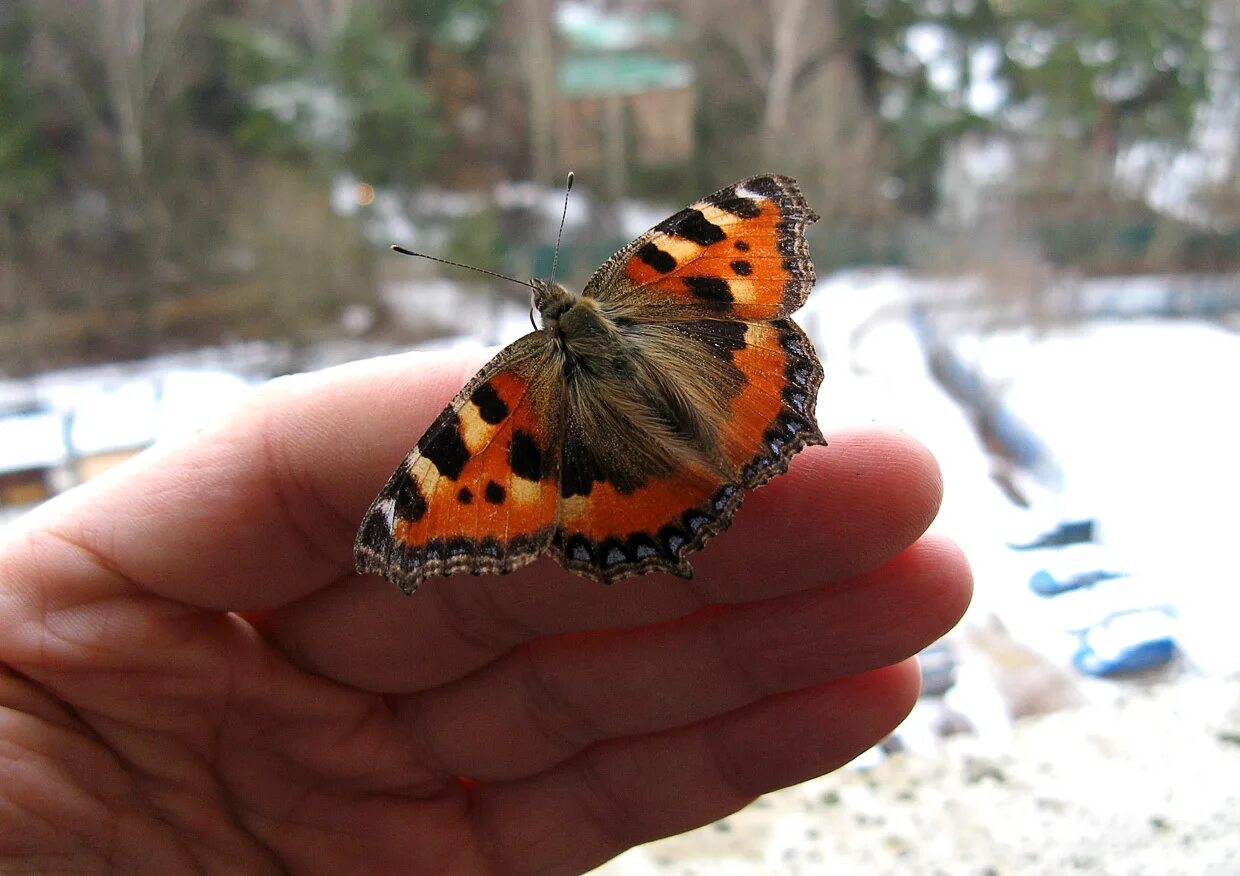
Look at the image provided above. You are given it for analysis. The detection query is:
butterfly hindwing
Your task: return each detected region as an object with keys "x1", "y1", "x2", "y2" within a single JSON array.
[
  {"x1": 552, "y1": 459, "x2": 738, "y2": 583},
  {"x1": 704, "y1": 317, "x2": 825, "y2": 486},
  {"x1": 583, "y1": 174, "x2": 818, "y2": 320},
  {"x1": 547, "y1": 316, "x2": 824, "y2": 583},
  {"x1": 354, "y1": 334, "x2": 562, "y2": 593}
]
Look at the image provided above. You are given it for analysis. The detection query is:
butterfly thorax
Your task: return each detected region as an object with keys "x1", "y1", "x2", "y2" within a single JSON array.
[{"x1": 533, "y1": 279, "x2": 627, "y2": 367}]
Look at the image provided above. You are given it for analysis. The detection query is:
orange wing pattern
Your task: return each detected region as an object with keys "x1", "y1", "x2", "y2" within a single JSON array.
[
  {"x1": 355, "y1": 334, "x2": 562, "y2": 593},
  {"x1": 585, "y1": 175, "x2": 818, "y2": 320},
  {"x1": 548, "y1": 317, "x2": 823, "y2": 583},
  {"x1": 716, "y1": 318, "x2": 823, "y2": 486}
]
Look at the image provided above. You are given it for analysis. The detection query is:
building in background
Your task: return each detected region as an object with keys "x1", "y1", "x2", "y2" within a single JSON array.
[{"x1": 555, "y1": 3, "x2": 695, "y2": 198}]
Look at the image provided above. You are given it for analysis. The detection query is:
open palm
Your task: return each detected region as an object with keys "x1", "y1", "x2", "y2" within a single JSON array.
[{"x1": 0, "y1": 350, "x2": 970, "y2": 874}]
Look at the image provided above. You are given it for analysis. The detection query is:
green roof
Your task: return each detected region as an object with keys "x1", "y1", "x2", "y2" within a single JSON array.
[
  {"x1": 558, "y1": 52, "x2": 693, "y2": 96},
  {"x1": 558, "y1": 6, "x2": 681, "y2": 51}
]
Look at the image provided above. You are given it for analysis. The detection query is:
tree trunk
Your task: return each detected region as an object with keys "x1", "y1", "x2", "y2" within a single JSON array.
[{"x1": 522, "y1": 0, "x2": 557, "y2": 184}]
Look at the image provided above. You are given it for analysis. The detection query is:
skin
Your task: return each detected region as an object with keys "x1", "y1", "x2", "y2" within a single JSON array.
[{"x1": 0, "y1": 349, "x2": 971, "y2": 875}]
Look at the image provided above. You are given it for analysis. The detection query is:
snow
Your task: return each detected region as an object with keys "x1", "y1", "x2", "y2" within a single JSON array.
[
  {"x1": 61, "y1": 369, "x2": 256, "y2": 454},
  {"x1": 1, "y1": 360, "x2": 261, "y2": 495},
  {"x1": 599, "y1": 677, "x2": 1240, "y2": 874},
  {"x1": 0, "y1": 412, "x2": 66, "y2": 473},
  {"x1": 801, "y1": 270, "x2": 1013, "y2": 584},
  {"x1": 68, "y1": 379, "x2": 158, "y2": 455},
  {"x1": 802, "y1": 270, "x2": 1240, "y2": 680},
  {"x1": 963, "y1": 319, "x2": 1240, "y2": 676}
]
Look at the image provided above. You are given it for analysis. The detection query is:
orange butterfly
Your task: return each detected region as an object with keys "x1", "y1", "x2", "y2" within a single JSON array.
[{"x1": 356, "y1": 175, "x2": 824, "y2": 593}]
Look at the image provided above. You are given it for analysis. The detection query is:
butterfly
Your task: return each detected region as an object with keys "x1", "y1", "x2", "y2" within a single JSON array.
[{"x1": 355, "y1": 174, "x2": 824, "y2": 593}]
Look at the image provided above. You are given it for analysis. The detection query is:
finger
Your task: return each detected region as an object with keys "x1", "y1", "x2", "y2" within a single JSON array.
[
  {"x1": 0, "y1": 351, "x2": 483, "y2": 610},
  {"x1": 391, "y1": 535, "x2": 969, "y2": 781},
  {"x1": 470, "y1": 661, "x2": 920, "y2": 876},
  {"x1": 263, "y1": 428, "x2": 944, "y2": 692}
]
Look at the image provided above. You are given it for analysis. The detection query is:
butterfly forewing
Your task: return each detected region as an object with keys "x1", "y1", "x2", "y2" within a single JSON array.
[
  {"x1": 354, "y1": 334, "x2": 562, "y2": 593},
  {"x1": 584, "y1": 175, "x2": 819, "y2": 320}
]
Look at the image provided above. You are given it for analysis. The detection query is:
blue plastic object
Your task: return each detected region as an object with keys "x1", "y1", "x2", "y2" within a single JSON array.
[
  {"x1": 1029, "y1": 568, "x2": 1126, "y2": 597},
  {"x1": 1072, "y1": 610, "x2": 1177, "y2": 676},
  {"x1": 1008, "y1": 519, "x2": 1095, "y2": 551}
]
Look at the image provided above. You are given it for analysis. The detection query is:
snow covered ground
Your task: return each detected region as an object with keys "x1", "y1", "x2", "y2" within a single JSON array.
[
  {"x1": 957, "y1": 318, "x2": 1240, "y2": 677},
  {"x1": 598, "y1": 677, "x2": 1240, "y2": 875},
  {"x1": 799, "y1": 270, "x2": 1240, "y2": 683}
]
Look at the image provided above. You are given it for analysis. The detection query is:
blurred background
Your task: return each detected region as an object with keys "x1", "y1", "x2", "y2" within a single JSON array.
[{"x1": 2, "y1": 0, "x2": 1238, "y2": 871}]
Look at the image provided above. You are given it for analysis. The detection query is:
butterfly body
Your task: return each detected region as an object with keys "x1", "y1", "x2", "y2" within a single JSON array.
[{"x1": 357, "y1": 175, "x2": 825, "y2": 593}]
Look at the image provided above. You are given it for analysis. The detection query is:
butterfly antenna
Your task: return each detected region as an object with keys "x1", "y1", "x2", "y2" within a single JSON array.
[
  {"x1": 549, "y1": 171, "x2": 574, "y2": 286},
  {"x1": 390, "y1": 246, "x2": 534, "y2": 290}
]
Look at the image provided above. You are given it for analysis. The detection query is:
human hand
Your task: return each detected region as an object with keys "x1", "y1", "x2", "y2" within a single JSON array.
[{"x1": 0, "y1": 350, "x2": 970, "y2": 874}]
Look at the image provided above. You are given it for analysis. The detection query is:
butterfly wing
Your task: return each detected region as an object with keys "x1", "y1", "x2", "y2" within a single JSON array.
[
  {"x1": 582, "y1": 174, "x2": 818, "y2": 320},
  {"x1": 355, "y1": 333, "x2": 563, "y2": 594},
  {"x1": 548, "y1": 315, "x2": 824, "y2": 583},
  {"x1": 547, "y1": 175, "x2": 824, "y2": 582}
]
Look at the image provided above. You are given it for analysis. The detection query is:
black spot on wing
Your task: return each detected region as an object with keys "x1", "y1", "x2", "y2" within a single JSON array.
[
  {"x1": 743, "y1": 176, "x2": 783, "y2": 198},
  {"x1": 418, "y1": 411, "x2": 469, "y2": 480},
  {"x1": 626, "y1": 531, "x2": 660, "y2": 560},
  {"x1": 469, "y1": 382, "x2": 509, "y2": 425},
  {"x1": 457, "y1": 487, "x2": 473, "y2": 504},
  {"x1": 731, "y1": 260, "x2": 752, "y2": 276},
  {"x1": 636, "y1": 241, "x2": 676, "y2": 273},
  {"x1": 782, "y1": 385, "x2": 809, "y2": 415},
  {"x1": 565, "y1": 533, "x2": 593, "y2": 563},
  {"x1": 708, "y1": 186, "x2": 763, "y2": 219},
  {"x1": 657, "y1": 208, "x2": 726, "y2": 246},
  {"x1": 560, "y1": 427, "x2": 602, "y2": 498},
  {"x1": 734, "y1": 240, "x2": 750, "y2": 251},
  {"x1": 683, "y1": 276, "x2": 733, "y2": 308},
  {"x1": 393, "y1": 470, "x2": 428, "y2": 522},
  {"x1": 597, "y1": 537, "x2": 628, "y2": 569},
  {"x1": 509, "y1": 429, "x2": 544, "y2": 482},
  {"x1": 775, "y1": 320, "x2": 811, "y2": 358},
  {"x1": 658, "y1": 523, "x2": 690, "y2": 559},
  {"x1": 359, "y1": 507, "x2": 392, "y2": 551},
  {"x1": 484, "y1": 481, "x2": 506, "y2": 504},
  {"x1": 445, "y1": 537, "x2": 472, "y2": 558}
]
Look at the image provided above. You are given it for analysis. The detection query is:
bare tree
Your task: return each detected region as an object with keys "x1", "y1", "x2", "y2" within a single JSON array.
[
  {"x1": 25, "y1": 0, "x2": 216, "y2": 352},
  {"x1": 84, "y1": 2, "x2": 201, "y2": 185},
  {"x1": 521, "y1": 0, "x2": 557, "y2": 185},
  {"x1": 689, "y1": 0, "x2": 838, "y2": 166},
  {"x1": 1192, "y1": 0, "x2": 1240, "y2": 224},
  {"x1": 799, "y1": 54, "x2": 893, "y2": 223}
]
